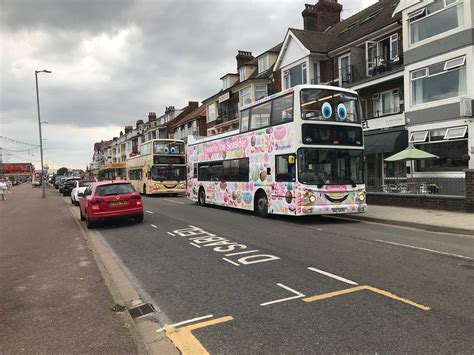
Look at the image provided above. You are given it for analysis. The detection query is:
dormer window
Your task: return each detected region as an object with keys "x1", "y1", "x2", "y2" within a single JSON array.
[
  {"x1": 222, "y1": 77, "x2": 230, "y2": 90},
  {"x1": 239, "y1": 67, "x2": 246, "y2": 82},
  {"x1": 258, "y1": 55, "x2": 269, "y2": 73}
]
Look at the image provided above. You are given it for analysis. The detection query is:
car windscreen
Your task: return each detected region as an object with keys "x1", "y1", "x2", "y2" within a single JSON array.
[
  {"x1": 95, "y1": 184, "x2": 135, "y2": 196},
  {"x1": 79, "y1": 181, "x2": 95, "y2": 187}
]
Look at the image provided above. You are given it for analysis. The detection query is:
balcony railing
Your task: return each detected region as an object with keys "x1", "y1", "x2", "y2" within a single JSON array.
[{"x1": 366, "y1": 176, "x2": 465, "y2": 196}]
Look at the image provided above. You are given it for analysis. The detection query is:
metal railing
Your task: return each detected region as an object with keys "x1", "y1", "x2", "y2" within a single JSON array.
[{"x1": 366, "y1": 176, "x2": 465, "y2": 196}]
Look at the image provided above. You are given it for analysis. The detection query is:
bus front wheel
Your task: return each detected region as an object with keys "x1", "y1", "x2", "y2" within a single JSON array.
[
  {"x1": 198, "y1": 188, "x2": 206, "y2": 206},
  {"x1": 255, "y1": 191, "x2": 269, "y2": 218}
]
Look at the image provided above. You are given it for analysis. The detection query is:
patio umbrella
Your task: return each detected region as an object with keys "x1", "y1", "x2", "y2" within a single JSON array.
[{"x1": 384, "y1": 146, "x2": 439, "y2": 178}]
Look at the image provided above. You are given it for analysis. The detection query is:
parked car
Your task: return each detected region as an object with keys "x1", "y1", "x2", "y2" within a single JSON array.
[
  {"x1": 62, "y1": 177, "x2": 81, "y2": 196},
  {"x1": 79, "y1": 181, "x2": 144, "y2": 228},
  {"x1": 57, "y1": 177, "x2": 67, "y2": 192},
  {"x1": 71, "y1": 179, "x2": 96, "y2": 205},
  {"x1": 32, "y1": 171, "x2": 42, "y2": 187}
]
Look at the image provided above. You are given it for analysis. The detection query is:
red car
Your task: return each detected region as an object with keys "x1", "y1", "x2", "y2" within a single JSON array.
[{"x1": 79, "y1": 181, "x2": 144, "y2": 228}]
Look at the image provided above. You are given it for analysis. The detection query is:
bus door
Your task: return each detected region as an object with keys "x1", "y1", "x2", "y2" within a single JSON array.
[{"x1": 272, "y1": 154, "x2": 296, "y2": 212}]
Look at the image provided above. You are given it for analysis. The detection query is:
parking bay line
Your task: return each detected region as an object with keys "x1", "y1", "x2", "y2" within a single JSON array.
[
  {"x1": 307, "y1": 267, "x2": 359, "y2": 285},
  {"x1": 190, "y1": 242, "x2": 201, "y2": 248},
  {"x1": 156, "y1": 314, "x2": 213, "y2": 333},
  {"x1": 167, "y1": 232, "x2": 175, "y2": 236},
  {"x1": 376, "y1": 239, "x2": 474, "y2": 261},
  {"x1": 166, "y1": 316, "x2": 234, "y2": 354},
  {"x1": 150, "y1": 224, "x2": 158, "y2": 229},
  {"x1": 145, "y1": 210, "x2": 154, "y2": 214},
  {"x1": 260, "y1": 283, "x2": 306, "y2": 306}
]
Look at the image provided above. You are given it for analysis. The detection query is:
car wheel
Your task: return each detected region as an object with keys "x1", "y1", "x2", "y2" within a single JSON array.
[
  {"x1": 134, "y1": 214, "x2": 144, "y2": 223},
  {"x1": 75, "y1": 200, "x2": 79, "y2": 206},
  {"x1": 86, "y1": 214, "x2": 96, "y2": 229},
  {"x1": 198, "y1": 188, "x2": 206, "y2": 206},
  {"x1": 80, "y1": 208, "x2": 85, "y2": 221},
  {"x1": 255, "y1": 191, "x2": 269, "y2": 218}
]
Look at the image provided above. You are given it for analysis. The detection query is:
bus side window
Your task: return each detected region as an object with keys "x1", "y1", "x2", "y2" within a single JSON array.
[
  {"x1": 275, "y1": 154, "x2": 296, "y2": 182},
  {"x1": 198, "y1": 165, "x2": 209, "y2": 181},
  {"x1": 271, "y1": 94, "x2": 293, "y2": 125},
  {"x1": 193, "y1": 163, "x2": 198, "y2": 178}
]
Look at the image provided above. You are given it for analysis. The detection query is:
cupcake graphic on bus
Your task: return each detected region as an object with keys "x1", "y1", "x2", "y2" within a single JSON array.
[{"x1": 187, "y1": 84, "x2": 366, "y2": 217}]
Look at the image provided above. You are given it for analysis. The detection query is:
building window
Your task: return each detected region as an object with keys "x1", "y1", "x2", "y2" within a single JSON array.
[
  {"x1": 239, "y1": 67, "x2": 246, "y2": 82},
  {"x1": 373, "y1": 89, "x2": 400, "y2": 117},
  {"x1": 409, "y1": 0, "x2": 464, "y2": 44},
  {"x1": 312, "y1": 62, "x2": 319, "y2": 84},
  {"x1": 390, "y1": 34, "x2": 398, "y2": 59},
  {"x1": 240, "y1": 86, "x2": 252, "y2": 106},
  {"x1": 250, "y1": 102, "x2": 271, "y2": 130},
  {"x1": 255, "y1": 85, "x2": 268, "y2": 100},
  {"x1": 415, "y1": 140, "x2": 468, "y2": 172},
  {"x1": 282, "y1": 62, "x2": 307, "y2": 89},
  {"x1": 411, "y1": 56, "x2": 466, "y2": 105},
  {"x1": 207, "y1": 103, "x2": 216, "y2": 122},
  {"x1": 258, "y1": 55, "x2": 269, "y2": 73},
  {"x1": 339, "y1": 54, "x2": 351, "y2": 84},
  {"x1": 222, "y1": 77, "x2": 229, "y2": 90},
  {"x1": 409, "y1": 131, "x2": 429, "y2": 143}
]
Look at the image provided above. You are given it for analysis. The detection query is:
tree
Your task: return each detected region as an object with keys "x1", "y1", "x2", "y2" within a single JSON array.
[{"x1": 57, "y1": 167, "x2": 68, "y2": 176}]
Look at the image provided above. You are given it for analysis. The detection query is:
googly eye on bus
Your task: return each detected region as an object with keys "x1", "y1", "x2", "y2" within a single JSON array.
[
  {"x1": 337, "y1": 103, "x2": 347, "y2": 121},
  {"x1": 170, "y1": 147, "x2": 176, "y2": 153},
  {"x1": 164, "y1": 147, "x2": 169, "y2": 153},
  {"x1": 322, "y1": 102, "x2": 332, "y2": 120}
]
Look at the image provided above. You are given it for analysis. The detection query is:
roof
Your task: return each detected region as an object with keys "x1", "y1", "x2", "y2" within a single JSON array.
[
  {"x1": 172, "y1": 105, "x2": 207, "y2": 128},
  {"x1": 289, "y1": 29, "x2": 335, "y2": 53},
  {"x1": 326, "y1": 0, "x2": 401, "y2": 51}
]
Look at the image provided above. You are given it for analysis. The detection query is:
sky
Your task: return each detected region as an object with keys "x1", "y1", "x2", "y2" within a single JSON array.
[{"x1": 0, "y1": 0, "x2": 377, "y2": 169}]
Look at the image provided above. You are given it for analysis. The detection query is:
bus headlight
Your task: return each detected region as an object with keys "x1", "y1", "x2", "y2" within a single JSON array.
[
  {"x1": 358, "y1": 192, "x2": 365, "y2": 201},
  {"x1": 309, "y1": 195, "x2": 316, "y2": 203}
]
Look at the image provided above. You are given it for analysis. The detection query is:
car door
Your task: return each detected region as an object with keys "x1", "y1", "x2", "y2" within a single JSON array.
[{"x1": 80, "y1": 185, "x2": 92, "y2": 215}]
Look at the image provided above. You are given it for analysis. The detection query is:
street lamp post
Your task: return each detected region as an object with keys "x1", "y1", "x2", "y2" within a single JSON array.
[{"x1": 35, "y1": 69, "x2": 51, "y2": 198}]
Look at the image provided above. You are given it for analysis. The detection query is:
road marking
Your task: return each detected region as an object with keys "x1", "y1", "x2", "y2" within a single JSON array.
[
  {"x1": 222, "y1": 258, "x2": 240, "y2": 266},
  {"x1": 225, "y1": 250, "x2": 260, "y2": 257},
  {"x1": 303, "y1": 285, "x2": 431, "y2": 311},
  {"x1": 260, "y1": 283, "x2": 306, "y2": 306},
  {"x1": 167, "y1": 232, "x2": 175, "y2": 236},
  {"x1": 145, "y1": 210, "x2": 154, "y2": 214},
  {"x1": 166, "y1": 316, "x2": 233, "y2": 355},
  {"x1": 307, "y1": 267, "x2": 359, "y2": 285},
  {"x1": 156, "y1": 314, "x2": 213, "y2": 333},
  {"x1": 163, "y1": 198, "x2": 185, "y2": 204},
  {"x1": 150, "y1": 224, "x2": 158, "y2": 228},
  {"x1": 316, "y1": 228, "x2": 323, "y2": 231},
  {"x1": 376, "y1": 240, "x2": 474, "y2": 260},
  {"x1": 190, "y1": 242, "x2": 201, "y2": 248}
]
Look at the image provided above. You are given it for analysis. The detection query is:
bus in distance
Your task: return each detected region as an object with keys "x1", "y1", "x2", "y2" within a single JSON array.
[
  {"x1": 127, "y1": 139, "x2": 186, "y2": 196},
  {"x1": 187, "y1": 84, "x2": 366, "y2": 217}
]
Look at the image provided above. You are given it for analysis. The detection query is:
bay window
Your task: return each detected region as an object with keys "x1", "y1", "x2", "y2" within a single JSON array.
[
  {"x1": 241, "y1": 86, "x2": 252, "y2": 106},
  {"x1": 282, "y1": 62, "x2": 307, "y2": 89},
  {"x1": 411, "y1": 56, "x2": 466, "y2": 105},
  {"x1": 409, "y1": 0, "x2": 464, "y2": 44}
]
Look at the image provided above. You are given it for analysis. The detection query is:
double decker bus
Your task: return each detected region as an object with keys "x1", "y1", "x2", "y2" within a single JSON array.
[
  {"x1": 127, "y1": 139, "x2": 186, "y2": 196},
  {"x1": 187, "y1": 84, "x2": 366, "y2": 216}
]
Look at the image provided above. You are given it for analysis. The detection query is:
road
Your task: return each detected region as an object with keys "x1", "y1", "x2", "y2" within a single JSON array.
[{"x1": 85, "y1": 195, "x2": 474, "y2": 353}]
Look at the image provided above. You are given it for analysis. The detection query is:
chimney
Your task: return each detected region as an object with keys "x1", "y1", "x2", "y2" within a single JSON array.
[
  {"x1": 165, "y1": 106, "x2": 175, "y2": 114},
  {"x1": 124, "y1": 126, "x2": 133, "y2": 134},
  {"x1": 148, "y1": 112, "x2": 157, "y2": 122},
  {"x1": 120, "y1": 131, "x2": 123, "y2": 137},
  {"x1": 136, "y1": 119, "x2": 144, "y2": 129},
  {"x1": 188, "y1": 101, "x2": 199, "y2": 110},
  {"x1": 302, "y1": 0, "x2": 342, "y2": 32},
  {"x1": 236, "y1": 50, "x2": 254, "y2": 69}
]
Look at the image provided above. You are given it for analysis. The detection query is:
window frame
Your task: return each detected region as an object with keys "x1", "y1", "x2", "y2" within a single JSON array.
[
  {"x1": 444, "y1": 126, "x2": 467, "y2": 139},
  {"x1": 239, "y1": 67, "x2": 246, "y2": 82},
  {"x1": 258, "y1": 55, "x2": 269, "y2": 73},
  {"x1": 409, "y1": 131, "x2": 429, "y2": 143},
  {"x1": 275, "y1": 154, "x2": 296, "y2": 182}
]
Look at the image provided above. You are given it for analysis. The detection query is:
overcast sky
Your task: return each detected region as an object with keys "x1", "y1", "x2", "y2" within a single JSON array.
[{"x1": 0, "y1": 0, "x2": 376, "y2": 169}]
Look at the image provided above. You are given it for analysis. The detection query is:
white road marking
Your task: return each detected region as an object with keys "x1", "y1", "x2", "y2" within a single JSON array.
[
  {"x1": 150, "y1": 224, "x2": 158, "y2": 228},
  {"x1": 316, "y1": 228, "x2": 323, "y2": 231},
  {"x1": 307, "y1": 267, "x2": 359, "y2": 285},
  {"x1": 163, "y1": 198, "x2": 185, "y2": 205},
  {"x1": 190, "y1": 242, "x2": 201, "y2": 248},
  {"x1": 376, "y1": 240, "x2": 474, "y2": 260},
  {"x1": 167, "y1": 232, "x2": 175, "y2": 236},
  {"x1": 156, "y1": 314, "x2": 214, "y2": 333},
  {"x1": 222, "y1": 258, "x2": 240, "y2": 267},
  {"x1": 145, "y1": 210, "x2": 154, "y2": 214},
  {"x1": 225, "y1": 250, "x2": 260, "y2": 257},
  {"x1": 260, "y1": 283, "x2": 306, "y2": 306}
]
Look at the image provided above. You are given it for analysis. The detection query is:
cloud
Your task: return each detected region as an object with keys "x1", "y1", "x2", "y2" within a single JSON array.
[{"x1": 0, "y1": 0, "x2": 375, "y2": 168}]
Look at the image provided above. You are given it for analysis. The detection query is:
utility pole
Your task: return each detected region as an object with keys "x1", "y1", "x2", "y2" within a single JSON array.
[{"x1": 35, "y1": 69, "x2": 51, "y2": 198}]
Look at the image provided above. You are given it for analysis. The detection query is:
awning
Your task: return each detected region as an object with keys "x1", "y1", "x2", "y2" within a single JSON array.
[{"x1": 364, "y1": 130, "x2": 408, "y2": 155}]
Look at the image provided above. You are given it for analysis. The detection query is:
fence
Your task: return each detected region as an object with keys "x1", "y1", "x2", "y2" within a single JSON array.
[{"x1": 366, "y1": 176, "x2": 465, "y2": 196}]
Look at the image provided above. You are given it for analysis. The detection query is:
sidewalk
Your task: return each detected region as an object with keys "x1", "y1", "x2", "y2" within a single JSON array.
[
  {"x1": 0, "y1": 184, "x2": 141, "y2": 353},
  {"x1": 340, "y1": 204, "x2": 474, "y2": 235}
]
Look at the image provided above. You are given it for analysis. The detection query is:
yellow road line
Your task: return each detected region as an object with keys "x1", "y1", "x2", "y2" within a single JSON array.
[
  {"x1": 303, "y1": 285, "x2": 431, "y2": 311},
  {"x1": 365, "y1": 286, "x2": 431, "y2": 311},
  {"x1": 166, "y1": 316, "x2": 234, "y2": 355},
  {"x1": 303, "y1": 286, "x2": 366, "y2": 302}
]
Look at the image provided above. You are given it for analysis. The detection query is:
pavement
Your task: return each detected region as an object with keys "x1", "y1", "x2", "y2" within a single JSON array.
[
  {"x1": 0, "y1": 183, "x2": 142, "y2": 353},
  {"x1": 340, "y1": 204, "x2": 474, "y2": 235}
]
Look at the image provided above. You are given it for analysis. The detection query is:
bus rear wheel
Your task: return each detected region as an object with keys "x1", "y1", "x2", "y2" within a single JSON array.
[
  {"x1": 255, "y1": 191, "x2": 269, "y2": 218},
  {"x1": 198, "y1": 188, "x2": 206, "y2": 206}
]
